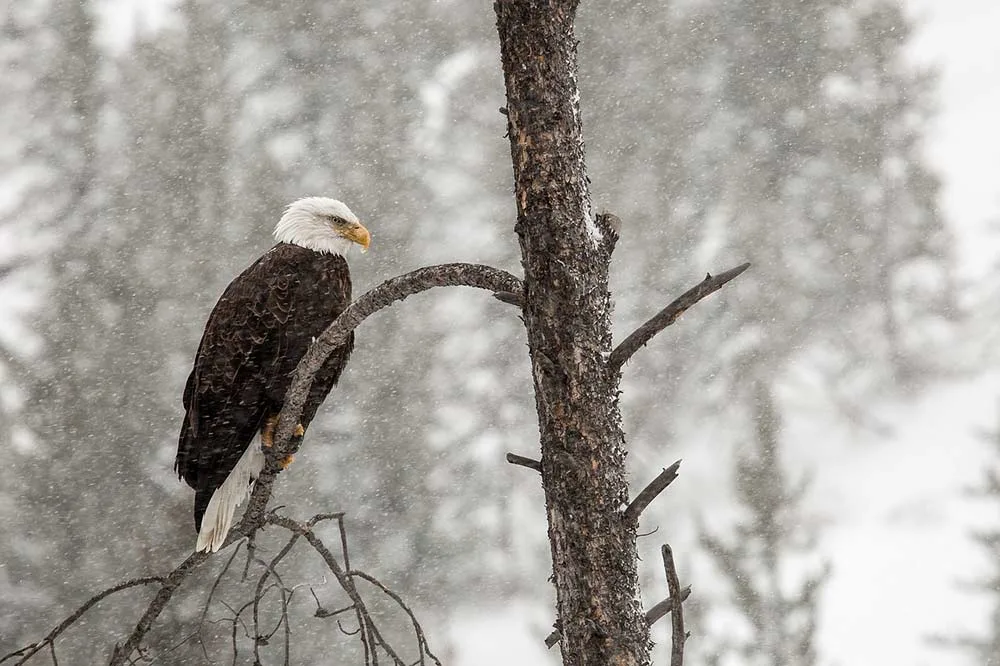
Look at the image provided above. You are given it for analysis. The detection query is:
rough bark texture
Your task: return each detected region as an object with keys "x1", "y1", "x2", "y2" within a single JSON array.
[{"x1": 495, "y1": 3, "x2": 650, "y2": 665}]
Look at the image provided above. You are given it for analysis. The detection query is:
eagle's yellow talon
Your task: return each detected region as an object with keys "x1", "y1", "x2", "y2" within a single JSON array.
[
  {"x1": 293, "y1": 424, "x2": 305, "y2": 438},
  {"x1": 280, "y1": 454, "x2": 295, "y2": 470},
  {"x1": 261, "y1": 415, "x2": 278, "y2": 448}
]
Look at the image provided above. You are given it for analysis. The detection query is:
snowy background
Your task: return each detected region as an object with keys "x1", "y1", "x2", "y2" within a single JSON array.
[{"x1": 1, "y1": 0, "x2": 998, "y2": 664}]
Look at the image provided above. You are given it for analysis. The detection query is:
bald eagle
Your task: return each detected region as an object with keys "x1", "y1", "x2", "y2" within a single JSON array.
[{"x1": 176, "y1": 197, "x2": 370, "y2": 552}]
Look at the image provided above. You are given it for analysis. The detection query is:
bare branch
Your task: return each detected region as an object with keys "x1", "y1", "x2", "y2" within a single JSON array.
[
  {"x1": 505, "y1": 452, "x2": 542, "y2": 473},
  {"x1": 661, "y1": 544, "x2": 686, "y2": 666},
  {"x1": 109, "y1": 554, "x2": 209, "y2": 665},
  {"x1": 645, "y1": 585, "x2": 692, "y2": 628},
  {"x1": 349, "y1": 570, "x2": 443, "y2": 666},
  {"x1": 1, "y1": 577, "x2": 164, "y2": 665},
  {"x1": 608, "y1": 262, "x2": 751, "y2": 372},
  {"x1": 493, "y1": 291, "x2": 524, "y2": 307},
  {"x1": 266, "y1": 514, "x2": 409, "y2": 666},
  {"x1": 544, "y1": 584, "x2": 692, "y2": 649},
  {"x1": 622, "y1": 460, "x2": 681, "y2": 525}
]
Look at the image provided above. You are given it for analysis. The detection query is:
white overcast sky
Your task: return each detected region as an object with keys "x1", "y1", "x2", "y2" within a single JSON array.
[{"x1": 905, "y1": 0, "x2": 1000, "y2": 281}]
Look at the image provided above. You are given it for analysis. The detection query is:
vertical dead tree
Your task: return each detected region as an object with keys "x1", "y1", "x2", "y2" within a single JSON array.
[
  {"x1": 495, "y1": 3, "x2": 648, "y2": 664},
  {"x1": 495, "y1": 3, "x2": 746, "y2": 665}
]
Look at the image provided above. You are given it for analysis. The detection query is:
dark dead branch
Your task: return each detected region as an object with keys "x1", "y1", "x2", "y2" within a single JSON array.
[
  {"x1": 98, "y1": 263, "x2": 517, "y2": 665},
  {"x1": 661, "y1": 544, "x2": 686, "y2": 666},
  {"x1": 645, "y1": 585, "x2": 692, "y2": 628},
  {"x1": 251, "y1": 533, "x2": 299, "y2": 665},
  {"x1": 348, "y1": 570, "x2": 443, "y2": 666},
  {"x1": 622, "y1": 460, "x2": 681, "y2": 525},
  {"x1": 251, "y1": 263, "x2": 523, "y2": 531},
  {"x1": 108, "y1": 552, "x2": 210, "y2": 665},
  {"x1": 0, "y1": 576, "x2": 164, "y2": 665},
  {"x1": 505, "y1": 452, "x2": 542, "y2": 473},
  {"x1": 608, "y1": 262, "x2": 750, "y2": 372},
  {"x1": 544, "y1": 583, "x2": 692, "y2": 649},
  {"x1": 266, "y1": 514, "x2": 427, "y2": 666},
  {"x1": 493, "y1": 290, "x2": 524, "y2": 307}
]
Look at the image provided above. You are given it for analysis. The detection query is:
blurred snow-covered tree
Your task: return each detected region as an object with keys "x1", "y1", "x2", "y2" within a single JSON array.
[
  {"x1": 699, "y1": 385, "x2": 829, "y2": 666},
  {"x1": 0, "y1": 0, "x2": 121, "y2": 650},
  {"x1": 951, "y1": 410, "x2": 1000, "y2": 664},
  {"x1": 680, "y1": 1, "x2": 954, "y2": 663},
  {"x1": 1, "y1": 0, "x2": 239, "y2": 657},
  {"x1": 578, "y1": 0, "x2": 955, "y2": 662},
  {"x1": 694, "y1": 0, "x2": 955, "y2": 396}
]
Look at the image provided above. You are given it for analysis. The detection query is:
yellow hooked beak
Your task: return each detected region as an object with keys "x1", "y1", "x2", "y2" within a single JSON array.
[{"x1": 343, "y1": 222, "x2": 371, "y2": 253}]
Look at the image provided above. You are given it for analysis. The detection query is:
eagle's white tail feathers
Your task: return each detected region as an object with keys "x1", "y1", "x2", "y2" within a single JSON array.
[{"x1": 196, "y1": 438, "x2": 266, "y2": 553}]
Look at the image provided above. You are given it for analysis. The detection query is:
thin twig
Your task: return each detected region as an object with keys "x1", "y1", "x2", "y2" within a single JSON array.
[
  {"x1": 608, "y1": 262, "x2": 750, "y2": 371},
  {"x1": 661, "y1": 544, "x2": 686, "y2": 666},
  {"x1": 265, "y1": 514, "x2": 406, "y2": 666},
  {"x1": 505, "y1": 452, "x2": 542, "y2": 473},
  {"x1": 201, "y1": 543, "x2": 244, "y2": 628},
  {"x1": 336, "y1": 515, "x2": 352, "y2": 571},
  {"x1": 252, "y1": 533, "x2": 298, "y2": 664},
  {"x1": 349, "y1": 570, "x2": 442, "y2": 666},
  {"x1": 0, "y1": 577, "x2": 164, "y2": 665},
  {"x1": 334, "y1": 514, "x2": 373, "y2": 665},
  {"x1": 622, "y1": 460, "x2": 681, "y2": 525}
]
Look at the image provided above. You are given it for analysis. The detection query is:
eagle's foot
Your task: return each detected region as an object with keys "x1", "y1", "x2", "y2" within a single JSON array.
[
  {"x1": 261, "y1": 416, "x2": 304, "y2": 447},
  {"x1": 261, "y1": 415, "x2": 278, "y2": 448},
  {"x1": 280, "y1": 454, "x2": 295, "y2": 470}
]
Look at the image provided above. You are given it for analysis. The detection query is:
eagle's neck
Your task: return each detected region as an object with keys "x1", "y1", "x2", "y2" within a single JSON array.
[{"x1": 273, "y1": 212, "x2": 353, "y2": 256}]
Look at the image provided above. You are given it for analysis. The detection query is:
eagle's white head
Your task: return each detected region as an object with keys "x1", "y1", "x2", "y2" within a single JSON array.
[{"x1": 273, "y1": 197, "x2": 371, "y2": 256}]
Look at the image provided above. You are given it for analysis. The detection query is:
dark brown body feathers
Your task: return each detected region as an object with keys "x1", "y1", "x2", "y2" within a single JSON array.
[{"x1": 176, "y1": 243, "x2": 354, "y2": 530}]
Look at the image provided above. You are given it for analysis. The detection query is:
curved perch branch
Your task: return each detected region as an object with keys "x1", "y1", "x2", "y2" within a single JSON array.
[
  {"x1": 608, "y1": 262, "x2": 750, "y2": 372},
  {"x1": 105, "y1": 262, "x2": 522, "y2": 665},
  {"x1": 240, "y1": 263, "x2": 522, "y2": 535}
]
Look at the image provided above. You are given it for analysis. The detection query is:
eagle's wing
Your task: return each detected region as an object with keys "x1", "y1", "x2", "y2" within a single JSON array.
[
  {"x1": 176, "y1": 245, "x2": 354, "y2": 539},
  {"x1": 175, "y1": 247, "x2": 299, "y2": 516}
]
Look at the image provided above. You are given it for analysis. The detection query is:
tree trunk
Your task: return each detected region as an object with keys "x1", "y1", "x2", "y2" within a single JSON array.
[{"x1": 494, "y1": 3, "x2": 649, "y2": 665}]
